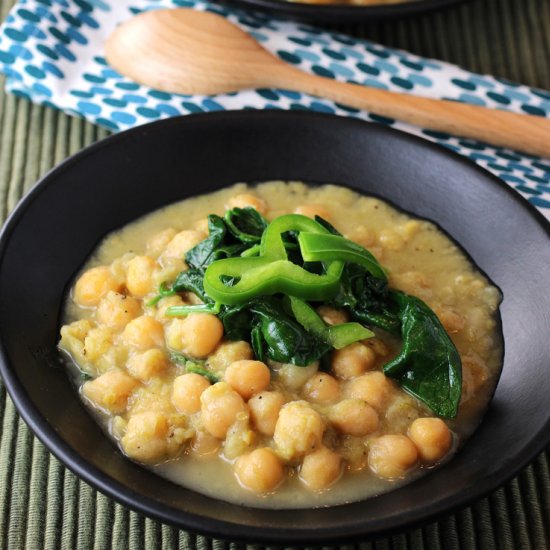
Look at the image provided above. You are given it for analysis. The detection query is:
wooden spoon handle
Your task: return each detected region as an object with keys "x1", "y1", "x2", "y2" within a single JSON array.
[{"x1": 269, "y1": 68, "x2": 550, "y2": 157}]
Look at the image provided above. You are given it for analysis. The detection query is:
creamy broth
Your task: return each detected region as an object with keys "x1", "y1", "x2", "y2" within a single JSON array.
[{"x1": 59, "y1": 182, "x2": 502, "y2": 509}]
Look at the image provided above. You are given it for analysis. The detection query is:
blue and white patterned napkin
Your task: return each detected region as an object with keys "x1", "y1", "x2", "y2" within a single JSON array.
[{"x1": 1, "y1": 0, "x2": 549, "y2": 218}]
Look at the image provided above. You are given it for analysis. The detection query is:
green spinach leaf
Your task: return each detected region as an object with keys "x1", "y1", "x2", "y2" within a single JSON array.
[
  {"x1": 383, "y1": 292, "x2": 462, "y2": 418},
  {"x1": 172, "y1": 268, "x2": 213, "y2": 303},
  {"x1": 185, "y1": 215, "x2": 227, "y2": 269},
  {"x1": 333, "y1": 264, "x2": 401, "y2": 334},
  {"x1": 219, "y1": 297, "x2": 330, "y2": 366},
  {"x1": 224, "y1": 207, "x2": 268, "y2": 244}
]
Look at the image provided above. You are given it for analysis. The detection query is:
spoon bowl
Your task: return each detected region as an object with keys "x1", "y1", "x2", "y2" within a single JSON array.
[
  {"x1": 105, "y1": 8, "x2": 550, "y2": 157},
  {"x1": 106, "y1": 9, "x2": 286, "y2": 95}
]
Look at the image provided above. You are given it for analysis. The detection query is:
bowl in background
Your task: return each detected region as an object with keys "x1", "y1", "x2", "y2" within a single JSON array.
[{"x1": 222, "y1": 0, "x2": 468, "y2": 23}]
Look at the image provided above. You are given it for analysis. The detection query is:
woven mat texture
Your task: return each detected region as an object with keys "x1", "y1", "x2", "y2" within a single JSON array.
[{"x1": 0, "y1": 0, "x2": 549, "y2": 548}]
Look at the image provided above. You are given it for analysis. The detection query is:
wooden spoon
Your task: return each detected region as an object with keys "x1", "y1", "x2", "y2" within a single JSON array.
[{"x1": 105, "y1": 9, "x2": 550, "y2": 157}]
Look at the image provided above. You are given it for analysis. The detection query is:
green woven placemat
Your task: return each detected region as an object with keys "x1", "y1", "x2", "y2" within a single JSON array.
[{"x1": 0, "y1": 0, "x2": 549, "y2": 548}]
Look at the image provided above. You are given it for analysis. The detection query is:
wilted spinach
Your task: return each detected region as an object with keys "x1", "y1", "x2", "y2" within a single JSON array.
[
  {"x1": 383, "y1": 292, "x2": 462, "y2": 418},
  {"x1": 224, "y1": 207, "x2": 268, "y2": 244},
  {"x1": 185, "y1": 215, "x2": 234, "y2": 269},
  {"x1": 154, "y1": 208, "x2": 269, "y2": 304},
  {"x1": 219, "y1": 296, "x2": 331, "y2": 366},
  {"x1": 154, "y1": 209, "x2": 463, "y2": 418},
  {"x1": 172, "y1": 268, "x2": 212, "y2": 303},
  {"x1": 333, "y1": 265, "x2": 401, "y2": 334},
  {"x1": 332, "y1": 265, "x2": 461, "y2": 416}
]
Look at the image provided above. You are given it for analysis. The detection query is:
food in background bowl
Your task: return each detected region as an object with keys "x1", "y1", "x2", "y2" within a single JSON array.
[
  {"x1": 58, "y1": 181, "x2": 502, "y2": 508},
  {"x1": 292, "y1": 0, "x2": 408, "y2": 5}
]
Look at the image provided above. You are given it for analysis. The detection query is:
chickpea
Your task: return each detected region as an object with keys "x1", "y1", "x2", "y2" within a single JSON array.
[
  {"x1": 294, "y1": 204, "x2": 331, "y2": 220},
  {"x1": 121, "y1": 411, "x2": 169, "y2": 463},
  {"x1": 227, "y1": 193, "x2": 267, "y2": 215},
  {"x1": 397, "y1": 220, "x2": 421, "y2": 241},
  {"x1": 59, "y1": 319, "x2": 95, "y2": 366},
  {"x1": 74, "y1": 266, "x2": 122, "y2": 307},
  {"x1": 346, "y1": 372, "x2": 393, "y2": 411},
  {"x1": 329, "y1": 399, "x2": 379, "y2": 437},
  {"x1": 126, "y1": 255, "x2": 157, "y2": 298},
  {"x1": 364, "y1": 337, "x2": 389, "y2": 357},
  {"x1": 207, "y1": 340, "x2": 254, "y2": 372},
  {"x1": 273, "y1": 361, "x2": 318, "y2": 391},
  {"x1": 61, "y1": 319, "x2": 94, "y2": 343},
  {"x1": 154, "y1": 295, "x2": 185, "y2": 321},
  {"x1": 127, "y1": 349, "x2": 168, "y2": 381},
  {"x1": 109, "y1": 253, "x2": 133, "y2": 283},
  {"x1": 128, "y1": 380, "x2": 173, "y2": 415},
  {"x1": 408, "y1": 418, "x2": 452, "y2": 463},
  {"x1": 350, "y1": 225, "x2": 375, "y2": 248},
  {"x1": 390, "y1": 271, "x2": 431, "y2": 301},
  {"x1": 164, "y1": 319, "x2": 186, "y2": 350},
  {"x1": 172, "y1": 373, "x2": 211, "y2": 414},
  {"x1": 146, "y1": 228, "x2": 177, "y2": 255},
  {"x1": 316, "y1": 306, "x2": 348, "y2": 326},
  {"x1": 435, "y1": 308, "x2": 465, "y2": 334},
  {"x1": 200, "y1": 382, "x2": 247, "y2": 439},
  {"x1": 303, "y1": 373, "x2": 341, "y2": 404},
  {"x1": 384, "y1": 394, "x2": 421, "y2": 433},
  {"x1": 153, "y1": 259, "x2": 185, "y2": 287},
  {"x1": 82, "y1": 326, "x2": 114, "y2": 363},
  {"x1": 94, "y1": 344, "x2": 128, "y2": 374},
  {"x1": 191, "y1": 429, "x2": 220, "y2": 458},
  {"x1": 378, "y1": 229, "x2": 404, "y2": 252},
  {"x1": 122, "y1": 316, "x2": 165, "y2": 350},
  {"x1": 331, "y1": 342, "x2": 376, "y2": 380},
  {"x1": 248, "y1": 391, "x2": 285, "y2": 436},
  {"x1": 339, "y1": 436, "x2": 369, "y2": 472},
  {"x1": 111, "y1": 416, "x2": 127, "y2": 440},
  {"x1": 225, "y1": 360, "x2": 270, "y2": 400},
  {"x1": 166, "y1": 314, "x2": 224, "y2": 359},
  {"x1": 299, "y1": 447, "x2": 342, "y2": 491},
  {"x1": 234, "y1": 448, "x2": 284, "y2": 493},
  {"x1": 96, "y1": 291, "x2": 141, "y2": 331},
  {"x1": 368, "y1": 435, "x2": 419, "y2": 479},
  {"x1": 163, "y1": 230, "x2": 205, "y2": 260},
  {"x1": 82, "y1": 370, "x2": 138, "y2": 414},
  {"x1": 274, "y1": 401, "x2": 325, "y2": 461},
  {"x1": 224, "y1": 412, "x2": 256, "y2": 459},
  {"x1": 165, "y1": 417, "x2": 194, "y2": 456}
]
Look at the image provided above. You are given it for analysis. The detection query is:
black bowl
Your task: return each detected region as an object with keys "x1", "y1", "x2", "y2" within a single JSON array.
[
  {"x1": 223, "y1": 0, "x2": 467, "y2": 23},
  {"x1": 0, "y1": 111, "x2": 549, "y2": 544}
]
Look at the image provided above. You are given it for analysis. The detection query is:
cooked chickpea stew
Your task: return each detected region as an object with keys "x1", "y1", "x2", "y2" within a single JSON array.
[{"x1": 59, "y1": 182, "x2": 502, "y2": 508}]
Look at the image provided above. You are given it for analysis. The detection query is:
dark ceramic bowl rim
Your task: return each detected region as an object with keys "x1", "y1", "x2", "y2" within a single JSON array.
[
  {"x1": 222, "y1": 0, "x2": 468, "y2": 23},
  {"x1": 0, "y1": 111, "x2": 549, "y2": 543}
]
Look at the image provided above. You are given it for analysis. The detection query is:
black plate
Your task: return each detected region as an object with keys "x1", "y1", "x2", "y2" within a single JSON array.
[
  {"x1": 223, "y1": 0, "x2": 467, "y2": 23},
  {"x1": 0, "y1": 111, "x2": 549, "y2": 544}
]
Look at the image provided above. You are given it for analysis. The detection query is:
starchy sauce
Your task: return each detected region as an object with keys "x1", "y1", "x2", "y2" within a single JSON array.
[{"x1": 59, "y1": 182, "x2": 502, "y2": 508}]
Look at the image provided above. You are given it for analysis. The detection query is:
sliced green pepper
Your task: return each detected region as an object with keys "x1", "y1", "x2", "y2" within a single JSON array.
[
  {"x1": 288, "y1": 296, "x2": 374, "y2": 349},
  {"x1": 298, "y1": 232, "x2": 387, "y2": 281},
  {"x1": 204, "y1": 215, "x2": 344, "y2": 305}
]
